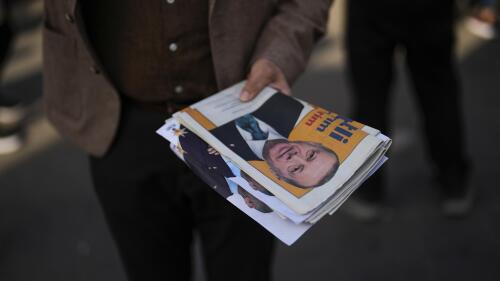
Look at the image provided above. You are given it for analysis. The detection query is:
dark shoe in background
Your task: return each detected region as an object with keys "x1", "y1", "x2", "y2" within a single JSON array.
[
  {"x1": 441, "y1": 177, "x2": 476, "y2": 218},
  {"x1": 341, "y1": 174, "x2": 390, "y2": 222},
  {"x1": 341, "y1": 196, "x2": 386, "y2": 222},
  {"x1": 341, "y1": 186, "x2": 392, "y2": 223},
  {"x1": 0, "y1": 95, "x2": 26, "y2": 155}
]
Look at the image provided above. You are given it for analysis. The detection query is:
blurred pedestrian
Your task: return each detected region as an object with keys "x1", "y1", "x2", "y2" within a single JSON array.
[
  {"x1": 42, "y1": 1, "x2": 332, "y2": 281},
  {"x1": 345, "y1": 0, "x2": 473, "y2": 220},
  {"x1": 0, "y1": 0, "x2": 26, "y2": 155}
]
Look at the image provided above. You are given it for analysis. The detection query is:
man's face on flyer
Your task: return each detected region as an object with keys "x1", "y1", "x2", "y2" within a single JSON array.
[
  {"x1": 237, "y1": 187, "x2": 273, "y2": 213},
  {"x1": 264, "y1": 140, "x2": 338, "y2": 188}
]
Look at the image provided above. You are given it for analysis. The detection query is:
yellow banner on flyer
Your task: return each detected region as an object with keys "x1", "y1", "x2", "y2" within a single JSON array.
[
  {"x1": 248, "y1": 108, "x2": 368, "y2": 199},
  {"x1": 289, "y1": 108, "x2": 368, "y2": 163},
  {"x1": 183, "y1": 108, "x2": 216, "y2": 130}
]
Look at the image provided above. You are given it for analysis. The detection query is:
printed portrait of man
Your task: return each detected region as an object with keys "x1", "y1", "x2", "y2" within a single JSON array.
[
  {"x1": 241, "y1": 171, "x2": 274, "y2": 196},
  {"x1": 237, "y1": 186, "x2": 273, "y2": 213},
  {"x1": 262, "y1": 139, "x2": 339, "y2": 189},
  {"x1": 211, "y1": 93, "x2": 340, "y2": 189},
  {"x1": 177, "y1": 127, "x2": 274, "y2": 213}
]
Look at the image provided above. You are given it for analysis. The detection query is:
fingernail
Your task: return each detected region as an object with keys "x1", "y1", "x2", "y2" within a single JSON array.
[{"x1": 240, "y1": 91, "x2": 250, "y2": 101}]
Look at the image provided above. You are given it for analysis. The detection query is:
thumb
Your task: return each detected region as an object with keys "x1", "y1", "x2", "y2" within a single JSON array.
[{"x1": 240, "y1": 67, "x2": 274, "y2": 102}]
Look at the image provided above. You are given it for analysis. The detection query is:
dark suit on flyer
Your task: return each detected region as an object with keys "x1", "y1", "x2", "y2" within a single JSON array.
[
  {"x1": 178, "y1": 128, "x2": 234, "y2": 199},
  {"x1": 211, "y1": 93, "x2": 305, "y2": 161}
]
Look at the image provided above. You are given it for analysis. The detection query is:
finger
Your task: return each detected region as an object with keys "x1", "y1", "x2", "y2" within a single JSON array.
[{"x1": 240, "y1": 68, "x2": 274, "y2": 102}]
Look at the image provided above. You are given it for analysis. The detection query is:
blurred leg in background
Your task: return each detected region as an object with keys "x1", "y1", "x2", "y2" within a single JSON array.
[
  {"x1": 344, "y1": 0, "x2": 397, "y2": 221},
  {"x1": 346, "y1": 0, "x2": 473, "y2": 221},
  {"x1": 404, "y1": 1, "x2": 473, "y2": 217},
  {"x1": 0, "y1": 0, "x2": 26, "y2": 155}
]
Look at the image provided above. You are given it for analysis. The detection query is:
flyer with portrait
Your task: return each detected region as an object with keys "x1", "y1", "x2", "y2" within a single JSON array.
[
  {"x1": 172, "y1": 82, "x2": 391, "y2": 215},
  {"x1": 157, "y1": 81, "x2": 391, "y2": 245}
]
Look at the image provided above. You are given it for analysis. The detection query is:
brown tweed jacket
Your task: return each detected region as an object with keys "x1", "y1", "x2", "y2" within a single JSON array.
[{"x1": 43, "y1": 0, "x2": 333, "y2": 156}]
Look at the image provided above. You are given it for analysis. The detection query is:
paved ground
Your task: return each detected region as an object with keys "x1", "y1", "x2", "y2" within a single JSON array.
[{"x1": 1, "y1": 1, "x2": 500, "y2": 281}]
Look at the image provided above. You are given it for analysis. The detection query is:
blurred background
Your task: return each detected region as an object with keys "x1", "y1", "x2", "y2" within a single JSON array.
[{"x1": 0, "y1": 0, "x2": 499, "y2": 280}]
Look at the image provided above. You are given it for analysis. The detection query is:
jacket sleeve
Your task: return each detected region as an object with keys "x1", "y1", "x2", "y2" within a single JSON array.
[{"x1": 250, "y1": 0, "x2": 333, "y2": 84}]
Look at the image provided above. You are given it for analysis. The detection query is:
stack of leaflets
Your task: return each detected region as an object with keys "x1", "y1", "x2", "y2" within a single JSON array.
[{"x1": 157, "y1": 82, "x2": 391, "y2": 245}]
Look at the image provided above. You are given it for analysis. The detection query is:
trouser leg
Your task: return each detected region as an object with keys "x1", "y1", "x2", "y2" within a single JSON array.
[
  {"x1": 346, "y1": 0, "x2": 397, "y2": 201},
  {"x1": 191, "y1": 177, "x2": 275, "y2": 281},
  {"x1": 90, "y1": 98, "x2": 276, "y2": 281},
  {"x1": 89, "y1": 100, "x2": 193, "y2": 281},
  {"x1": 404, "y1": 4, "x2": 469, "y2": 189}
]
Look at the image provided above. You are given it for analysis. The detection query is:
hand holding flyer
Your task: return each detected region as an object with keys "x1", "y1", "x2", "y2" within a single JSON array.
[{"x1": 157, "y1": 81, "x2": 391, "y2": 245}]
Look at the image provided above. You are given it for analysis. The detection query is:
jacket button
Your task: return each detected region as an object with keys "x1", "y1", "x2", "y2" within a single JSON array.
[
  {"x1": 174, "y1": 85, "x2": 183, "y2": 94},
  {"x1": 65, "y1": 13, "x2": 74, "y2": 23},
  {"x1": 169, "y1": 43, "x2": 178, "y2": 52},
  {"x1": 89, "y1": 66, "x2": 100, "y2": 74}
]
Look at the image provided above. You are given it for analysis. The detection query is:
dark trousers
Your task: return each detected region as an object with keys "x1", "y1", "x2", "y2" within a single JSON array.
[
  {"x1": 89, "y1": 99, "x2": 275, "y2": 281},
  {"x1": 346, "y1": 0, "x2": 469, "y2": 200}
]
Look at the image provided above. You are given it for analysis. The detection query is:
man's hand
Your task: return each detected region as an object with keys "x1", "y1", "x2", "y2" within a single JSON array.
[{"x1": 240, "y1": 58, "x2": 291, "y2": 102}]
